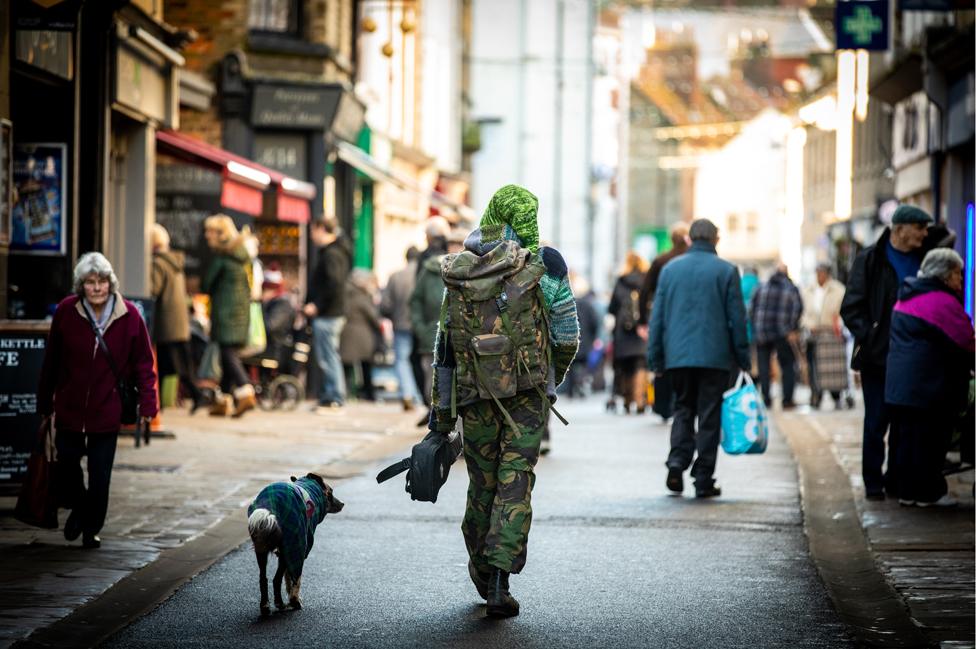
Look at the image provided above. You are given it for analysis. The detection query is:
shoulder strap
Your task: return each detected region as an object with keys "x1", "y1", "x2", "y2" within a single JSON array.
[
  {"x1": 376, "y1": 458, "x2": 411, "y2": 484},
  {"x1": 83, "y1": 307, "x2": 125, "y2": 387}
]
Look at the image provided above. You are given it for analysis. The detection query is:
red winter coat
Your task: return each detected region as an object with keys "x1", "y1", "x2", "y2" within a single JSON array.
[{"x1": 38, "y1": 294, "x2": 158, "y2": 433}]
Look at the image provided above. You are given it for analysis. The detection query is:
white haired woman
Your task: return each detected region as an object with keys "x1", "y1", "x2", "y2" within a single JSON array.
[
  {"x1": 886, "y1": 248, "x2": 975, "y2": 507},
  {"x1": 37, "y1": 252, "x2": 157, "y2": 548}
]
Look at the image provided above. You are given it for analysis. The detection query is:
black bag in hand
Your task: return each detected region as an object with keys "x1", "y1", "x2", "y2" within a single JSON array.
[{"x1": 376, "y1": 429, "x2": 462, "y2": 503}]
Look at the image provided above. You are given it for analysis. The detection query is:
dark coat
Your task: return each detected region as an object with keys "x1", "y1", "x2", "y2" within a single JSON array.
[
  {"x1": 575, "y1": 293, "x2": 600, "y2": 361},
  {"x1": 380, "y1": 262, "x2": 416, "y2": 332},
  {"x1": 202, "y1": 237, "x2": 251, "y2": 346},
  {"x1": 307, "y1": 236, "x2": 353, "y2": 319},
  {"x1": 648, "y1": 241, "x2": 750, "y2": 372},
  {"x1": 885, "y1": 277, "x2": 974, "y2": 410},
  {"x1": 38, "y1": 294, "x2": 158, "y2": 433},
  {"x1": 340, "y1": 282, "x2": 382, "y2": 364},
  {"x1": 151, "y1": 250, "x2": 191, "y2": 343},
  {"x1": 608, "y1": 271, "x2": 646, "y2": 360},
  {"x1": 840, "y1": 226, "x2": 950, "y2": 370},
  {"x1": 262, "y1": 295, "x2": 296, "y2": 368},
  {"x1": 638, "y1": 240, "x2": 688, "y2": 325},
  {"x1": 410, "y1": 255, "x2": 445, "y2": 355}
]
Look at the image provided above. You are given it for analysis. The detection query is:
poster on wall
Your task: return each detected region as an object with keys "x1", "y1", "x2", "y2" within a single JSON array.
[{"x1": 10, "y1": 143, "x2": 67, "y2": 255}]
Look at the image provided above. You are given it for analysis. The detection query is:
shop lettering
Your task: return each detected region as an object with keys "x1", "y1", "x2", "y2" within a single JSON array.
[
  {"x1": 0, "y1": 338, "x2": 44, "y2": 349},
  {"x1": 0, "y1": 350, "x2": 18, "y2": 366}
]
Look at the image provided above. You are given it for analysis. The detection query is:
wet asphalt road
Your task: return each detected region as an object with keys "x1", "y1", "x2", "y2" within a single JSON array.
[{"x1": 105, "y1": 397, "x2": 852, "y2": 649}]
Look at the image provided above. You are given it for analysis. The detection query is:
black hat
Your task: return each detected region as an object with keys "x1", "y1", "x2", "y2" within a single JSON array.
[{"x1": 891, "y1": 204, "x2": 933, "y2": 225}]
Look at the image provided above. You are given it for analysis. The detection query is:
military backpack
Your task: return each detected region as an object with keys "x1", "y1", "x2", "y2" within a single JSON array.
[{"x1": 439, "y1": 240, "x2": 567, "y2": 428}]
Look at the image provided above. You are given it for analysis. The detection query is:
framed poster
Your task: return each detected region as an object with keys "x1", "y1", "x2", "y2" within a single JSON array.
[
  {"x1": 10, "y1": 143, "x2": 67, "y2": 255},
  {"x1": 0, "y1": 120, "x2": 11, "y2": 246}
]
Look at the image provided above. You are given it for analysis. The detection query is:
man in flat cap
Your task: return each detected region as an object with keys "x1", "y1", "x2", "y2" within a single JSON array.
[{"x1": 840, "y1": 204, "x2": 953, "y2": 501}]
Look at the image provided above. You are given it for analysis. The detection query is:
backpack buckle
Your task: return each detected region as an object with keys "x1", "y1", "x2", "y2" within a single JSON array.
[{"x1": 495, "y1": 291, "x2": 509, "y2": 313}]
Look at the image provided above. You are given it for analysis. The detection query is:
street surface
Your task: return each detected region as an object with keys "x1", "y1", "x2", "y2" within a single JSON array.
[{"x1": 106, "y1": 398, "x2": 852, "y2": 649}]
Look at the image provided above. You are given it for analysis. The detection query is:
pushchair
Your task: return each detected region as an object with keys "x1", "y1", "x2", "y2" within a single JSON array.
[{"x1": 242, "y1": 306, "x2": 310, "y2": 411}]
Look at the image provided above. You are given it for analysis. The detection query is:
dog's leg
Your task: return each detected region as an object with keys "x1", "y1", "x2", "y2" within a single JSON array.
[
  {"x1": 288, "y1": 575, "x2": 303, "y2": 610},
  {"x1": 256, "y1": 549, "x2": 271, "y2": 616},
  {"x1": 273, "y1": 557, "x2": 287, "y2": 611}
]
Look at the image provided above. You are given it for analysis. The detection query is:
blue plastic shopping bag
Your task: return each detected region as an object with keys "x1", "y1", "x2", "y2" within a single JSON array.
[{"x1": 720, "y1": 372, "x2": 769, "y2": 455}]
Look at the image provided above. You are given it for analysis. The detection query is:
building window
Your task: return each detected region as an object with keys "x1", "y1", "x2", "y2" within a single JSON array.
[{"x1": 248, "y1": 0, "x2": 301, "y2": 36}]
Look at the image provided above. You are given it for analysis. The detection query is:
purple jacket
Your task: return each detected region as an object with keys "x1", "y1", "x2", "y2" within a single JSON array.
[
  {"x1": 38, "y1": 294, "x2": 158, "y2": 433},
  {"x1": 885, "y1": 277, "x2": 974, "y2": 410}
]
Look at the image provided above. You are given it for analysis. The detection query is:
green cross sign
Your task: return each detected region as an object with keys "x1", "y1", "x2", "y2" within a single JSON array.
[
  {"x1": 843, "y1": 7, "x2": 883, "y2": 45},
  {"x1": 836, "y1": 1, "x2": 889, "y2": 51}
]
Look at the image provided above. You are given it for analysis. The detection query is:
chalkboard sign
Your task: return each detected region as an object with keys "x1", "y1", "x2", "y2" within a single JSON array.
[{"x1": 0, "y1": 322, "x2": 49, "y2": 488}]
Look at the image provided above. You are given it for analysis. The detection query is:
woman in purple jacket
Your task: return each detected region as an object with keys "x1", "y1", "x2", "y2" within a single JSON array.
[
  {"x1": 37, "y1": 253, "x2": 158, "y2": 548},
  {"x1": 886, "y1": 248, "x2": 974, "y2": 508}
]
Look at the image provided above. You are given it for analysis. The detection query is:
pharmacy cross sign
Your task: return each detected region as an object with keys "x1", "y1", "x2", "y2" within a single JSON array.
[{"x1": 835, "y1": 0, "x2": 889, "y2": 51}]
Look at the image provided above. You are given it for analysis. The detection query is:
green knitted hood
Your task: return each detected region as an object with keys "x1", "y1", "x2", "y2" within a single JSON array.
[{"x1": 480, "y1": 184, "x2": 540, "y2": 253}]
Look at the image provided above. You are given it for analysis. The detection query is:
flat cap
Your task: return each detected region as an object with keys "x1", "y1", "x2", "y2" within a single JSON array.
[{"x1": 891, "y1": 204, "x2": 933, "y2": 225}]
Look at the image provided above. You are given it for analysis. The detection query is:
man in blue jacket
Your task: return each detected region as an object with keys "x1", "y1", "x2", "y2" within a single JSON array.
[{"x1": 649, "y1": 219, "x2": 750, "y2": 498}]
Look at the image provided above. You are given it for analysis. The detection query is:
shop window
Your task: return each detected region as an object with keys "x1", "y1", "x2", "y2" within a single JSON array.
[
  {"x1": 15, "y1": 31, "x2": 73, "y2": 80},
  {"x1": 248, "y1": 0, "x2": 302, "y2": 37}
]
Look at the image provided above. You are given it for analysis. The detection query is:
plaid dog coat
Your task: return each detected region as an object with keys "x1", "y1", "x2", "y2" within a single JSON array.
[{"x1": 248, "y1": 477, "x2": 328, "y2": 580}]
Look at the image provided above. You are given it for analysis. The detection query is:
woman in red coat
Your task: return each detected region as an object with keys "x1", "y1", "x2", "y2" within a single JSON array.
[{"x1": 37, "y1": 252, "x2": 158, "y2": 548}]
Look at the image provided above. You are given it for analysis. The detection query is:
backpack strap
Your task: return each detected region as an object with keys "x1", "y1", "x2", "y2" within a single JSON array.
[{"x1": 376, "y1": 458, "x2": 411, "y2": 484}]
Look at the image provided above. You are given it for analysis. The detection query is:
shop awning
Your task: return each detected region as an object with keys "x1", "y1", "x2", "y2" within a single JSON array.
[{"x1": 156, "y1": 129, "x2": 316, "y2": 223}]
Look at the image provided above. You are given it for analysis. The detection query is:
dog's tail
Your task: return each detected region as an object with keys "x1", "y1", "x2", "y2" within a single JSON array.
[{"x1": 248, "y1": 508, "x2": 282, "y2": 554}]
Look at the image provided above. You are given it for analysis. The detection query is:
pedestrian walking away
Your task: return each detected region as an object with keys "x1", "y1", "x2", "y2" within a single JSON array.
[
  {"x1": 750, "y1": 264, "x2": 803, "y2": 410},
  {"x1": 381, "y1": 246, "x2": 422, "y2": 410},
  {"x1": 608, "y1": 251, "x2": 649, "y2": 414},
  {"x1": 37, "y1": 253, "x2": 158, "y2": 550},
  {"x1": 648, "y1": 218, "x2": 750, "y2": 499},
  {"x1": 429, "y1": 184, "x2": 580, "y2": 618},
  {"x1": 638, "y1": 221, "x2": 690, "y2": 420},
  {"x1": 840, "y1": 204, "x2": 953, "y2": 501},
  {"x1": 885, "y1": 249, "x2": 974, "y2": 508},
  {"x1": 202, "y1": 215, "x2": 257, "y2": 417},
  {"x1": 340, "y1": 270, "x2": 383, "y2": 402},
  {"x1": 151, "y1": 224, "x2": 204, "y2": 413},
  {"x1": 801, "y1": 262, "x2": 848, "y2": 409},
  {"x1": 304, "y1": 218, "x2": 353, "y2": 412}
]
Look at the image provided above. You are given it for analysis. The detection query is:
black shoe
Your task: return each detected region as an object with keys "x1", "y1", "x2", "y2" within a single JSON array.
[
  {"x1": 64, "y1": 510, "x2": 82, "y2": 542},
  {"x1": 781, "y1": 401, "x2": 797, "y2": 411},
  {"x1": 486, "y1": 569, "x2": 519, "y2": 618},
  {"x1": 468, "y1": 560, "x2": 490, "y2": 600},
  {"x1": 666, "y1": 468, "x2": 684, "y2": 494},
  {"x1": 865, "y1": 490, "x2": 886, "y2": 502},
  {"x1": 416, "y1": 411, "x2": 430, "y2": 428},
  {"x1": 695, "y1": 484, "x2": 722, "y2": 499},
  {"x1": 82, "y1": 534, "x2": 101, "y2": 549}
]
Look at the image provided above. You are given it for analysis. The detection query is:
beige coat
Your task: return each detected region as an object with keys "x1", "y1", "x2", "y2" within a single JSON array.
[
  {"x1": 151, "y1": 250, "x2": 191, "y2": 343},
  {"x1": 802, "y1": 278, "x2": 845, "y2": 332}
]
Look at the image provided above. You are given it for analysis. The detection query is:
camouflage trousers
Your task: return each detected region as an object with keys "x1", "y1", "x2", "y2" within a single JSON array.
[{"x1": 460, "y1": 391, "x2": 546, "y2": 575}]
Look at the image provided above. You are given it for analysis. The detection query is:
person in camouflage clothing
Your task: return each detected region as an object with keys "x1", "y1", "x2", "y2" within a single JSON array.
[{"x1": 429, "y1": 184, "x2": 579, "y2": 618}]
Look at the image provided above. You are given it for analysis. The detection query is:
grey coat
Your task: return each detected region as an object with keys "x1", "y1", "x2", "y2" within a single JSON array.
[
  {"x1": 648, "y1": 241, "x2": 750, "y2": 372},
  {"x1": 380, "y1": 261, "x2": 417, "y2": 332}
]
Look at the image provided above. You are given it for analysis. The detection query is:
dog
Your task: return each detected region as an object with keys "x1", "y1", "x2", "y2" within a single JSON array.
[{"x1": 247, "y1": 473, "x2": 344, "y2": 615}]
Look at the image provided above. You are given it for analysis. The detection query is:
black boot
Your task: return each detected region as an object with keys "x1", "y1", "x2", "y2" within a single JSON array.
[{"x1": 486, "y1": 568, "x2": 519, "y2": 618}]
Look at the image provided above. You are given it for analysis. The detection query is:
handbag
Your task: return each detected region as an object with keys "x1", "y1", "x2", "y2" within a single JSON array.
[
  {"x1": 240, "y1": 301, "x2": 267, "y2": 358},
  {"x1": 14, "y1": 417, "x2": 59, "y2": 529},
  {"x1": 85, "y1": 309, "x2": 139, "y2": 426},
  {"x1": 720, "y1": 371, "x2": 769, "y2": 455},
  {"x1": 197, "y1": 341, "x2": 223, "y2": 382},
  {"x1": 376, "y1": 428, "x2": 463, "y2": 503}
]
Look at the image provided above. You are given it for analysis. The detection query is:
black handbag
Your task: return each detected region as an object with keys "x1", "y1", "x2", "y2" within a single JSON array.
[
  {"x1": 376, "y1": 429, "x2": 463, "y2": 503},
  {"x1": 84, "y1": 309, "x2": 139, "y2": 426}
]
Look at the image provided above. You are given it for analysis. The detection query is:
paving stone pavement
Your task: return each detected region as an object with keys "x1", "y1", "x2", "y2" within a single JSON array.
[
  {"x1": 0, "y1": 402, "x2": 425, "y2": 648},
  {"x1": 777, "y1": 404, "x2": 975, "y2": 648}
]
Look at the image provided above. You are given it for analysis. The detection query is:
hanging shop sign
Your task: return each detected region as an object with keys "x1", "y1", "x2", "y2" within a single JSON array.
[
  {"x1": 14, "y1": 0, "x2": 83, "y2": 31},
  {"x1": 251, "y1": 86, "x2": 333, "y2": 129},
  {"x1": 836, "y1": 0, "x2": 889, "y2": 51},
  {"x1": 10, "y1": 143, "x2": 67, "y2": 255}
]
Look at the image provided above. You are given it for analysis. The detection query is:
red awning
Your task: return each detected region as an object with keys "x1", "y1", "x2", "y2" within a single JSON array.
[{"x1": 156, "y1": 129, "x2": 315, "y2": 223}]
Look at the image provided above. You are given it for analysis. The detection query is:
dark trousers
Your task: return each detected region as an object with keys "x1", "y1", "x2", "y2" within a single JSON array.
[
  {"x1": 667, "y1": 368, "x2": 732, "y2": 488},
  {"x1": 344, "y1": 361, "x2": 376, "y2": 401},
  {"x1": 757, "y1": 337, "x2": 796, "y2": 405},
  {"x1": 893, "y1": 406, "x2": 949, "y2": 503},
  {"x1": 805, "y1": 340, "x2": 841, "y2": 406},
  {"x1": 157, "y1": 340, "x2": 202, "y2": 406},
  {"x1": 860, "y1": 366, "x2": 897, "y2": 495},
  {"x1": 410, "y1": 335, "x2": 430, "y2": 407},
  {"x1": 55, "y1": 431, "x2": 119, "y2": 537},
  {"x1": 219, "y1": 344, "x2": 250, "y2": 394}
]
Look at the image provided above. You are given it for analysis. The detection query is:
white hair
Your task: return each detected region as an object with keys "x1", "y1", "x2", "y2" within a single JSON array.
[
  {"x1": 425, "y1": 216, "x2": 450, "y2": 240},
  {"x1": 918, "y1": 248, "x2": 963, "y2": 283},
  {"x1": 73, "y1": 252, "x2": 119, "y2": 296}
]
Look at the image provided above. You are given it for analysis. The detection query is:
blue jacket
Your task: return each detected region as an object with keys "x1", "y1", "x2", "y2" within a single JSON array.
[{"x1": 648, "y1": 241, "x2": 750, "y2": 372}]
